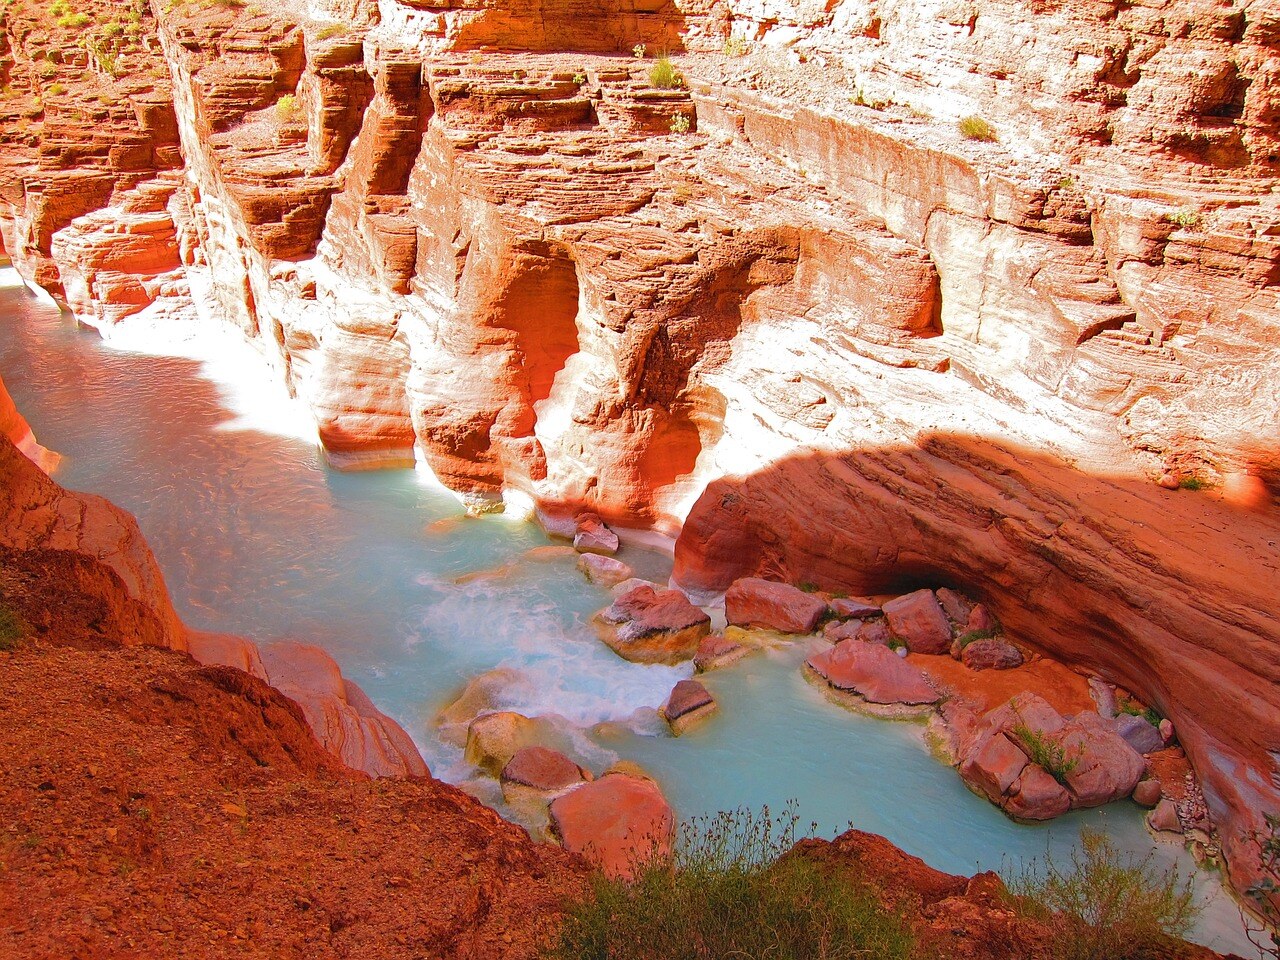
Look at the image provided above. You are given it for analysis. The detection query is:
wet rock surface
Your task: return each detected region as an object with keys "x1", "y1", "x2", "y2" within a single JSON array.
[{"x1": 594, "y1": 583, "x2": 711, "y2": 664}]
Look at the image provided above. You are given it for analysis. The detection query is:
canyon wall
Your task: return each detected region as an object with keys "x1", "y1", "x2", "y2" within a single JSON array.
[{"x1": 0, "y1": 0, "x2": 1277, "y2": 895}]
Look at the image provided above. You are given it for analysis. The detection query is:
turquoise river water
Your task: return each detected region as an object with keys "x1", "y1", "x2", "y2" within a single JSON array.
[{"x1": 0, "y1": 268, "x2": 1257, "y2": 953}]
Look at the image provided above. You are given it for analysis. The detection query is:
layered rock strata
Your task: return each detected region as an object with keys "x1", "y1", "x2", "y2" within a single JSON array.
[{"x1": 1, "y1": 0, "x2": 1277, "y2": 902}]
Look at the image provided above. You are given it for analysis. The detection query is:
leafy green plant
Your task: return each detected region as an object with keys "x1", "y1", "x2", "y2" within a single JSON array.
[
  {"x1": 1006, "y1": 828, "x2": 1198, "y2": 960},
  {"x1": 649, "y1": 56, "x2": 681, "y2": 90},
  {"x1": 0, "y1": 604, "x2": 23, "y2": 651},
  {"x1": 632, "y1": 43, "x2": 646, "y2": 59},
  {"x1": 546, "y1": 804, "x2": 914, "y2": 960},
  {"x1": 1177, "y1": 475, "x2": 1210, "y2": 491},
  {"x1": 1117, "y1": 696, "x2": 1161, "y2": 728},
  {"x1": 47, "y1": 81, "x2": 65, "y2": 94},
  {"x1": 958, "y1": 114, "x2": 996, "y2": 141},
  {"x1": 572, "y1": 72, "x2": 586, "y2": 85},
  {"x1": 57, "y1": 10, "x2": 90, "y2": 28},
  {"x1": 668, "y1": 113, "x2": 690, "y2": 135},
  {"x1": 954, "y1": 628, "x2": 997, "y2": 649},
  {"x1": 315, "y1": 22, "x2": 346, "y2": 40},
  {"x1": 1012, "y1": 723, "x2": 1080, "y2": 785},
  {"x1": 722, "y1": 36, "x2": 749, "y2": 57},
  {"x1": 1165, "y1": 208, "x2": 1201, "y2": 229}
]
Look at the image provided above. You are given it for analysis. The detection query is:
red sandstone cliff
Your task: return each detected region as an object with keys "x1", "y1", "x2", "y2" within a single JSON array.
[{"x1": 0, "y1": 0, "x2": 1277, "y2": 903}]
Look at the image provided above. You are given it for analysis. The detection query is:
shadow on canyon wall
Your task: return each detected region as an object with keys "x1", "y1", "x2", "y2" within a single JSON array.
[
  {"x1": 451, "y1": 0, "x2": 704, "y2": 54},
  {"x1": 672, "y1": 431, "x2": 1280, "y2": 887}
]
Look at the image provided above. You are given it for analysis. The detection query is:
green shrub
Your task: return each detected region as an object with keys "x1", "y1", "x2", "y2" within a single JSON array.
[
  {"x1": 954, "y1": 628, "x2": 997, "y2": 649},
  {"x1": 1177, "y1": 475, "x2": 1209, "y2": 491},
  {"x1": 1117, "y1": 696, "x2": 1161, "y2": 728},
  {"x1": 632, "y1": 43, "x2": 646, "y2": 59},
  {"x1": 722, "y1": 36, "x2": 749, "y2": 57},
  {"x1": 958, "y1": 114, "x2": 996, "y2": 141},
  {"x1": 668, "y1": 112, "x2": 690, "y2": 135},
  {"x1": 1166, "y1": 208, "x2": 1201, "y2": 229},
  {"x1": 316, "y1": 22, "x2": 347, "y2": 40},
  {"x1": 1006, "y1": 828, "x2": 1198, "y2": 960},
  {"x1": 47, "y1": 81, "x2": 65, "y2": 94},
  {"x1": 57, "y1": 10, "x2": 89, "y2": 27},
  {"x1": 0, "y1": 604, "x2": 23, "y2": 652},
  {"x1": 648, "y1": 56, "x2": 680, "y2": 89},
  {"x1": 545, "y1": 805, "x2": 914, "y2": 960},
  {"x1": 275, "y1": 93, "x2": 302, "y2": 124},
  {"x1": 1012, "y1": 723, "x2": 1080, "y2": 785}
]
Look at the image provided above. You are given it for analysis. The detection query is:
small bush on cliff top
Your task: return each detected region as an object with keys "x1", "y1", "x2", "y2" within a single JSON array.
[
  {"x1": 958, "y1": 114, "x2": 997, "y2": 141},
  {"x1": 546, "y1": 804, "x2": 914, "y2": 960},
  {"x1": 1006, "y1": 828, "x2": 1198, "y2": 960}
]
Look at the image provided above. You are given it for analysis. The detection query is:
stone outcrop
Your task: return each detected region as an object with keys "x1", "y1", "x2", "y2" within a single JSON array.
[
  {"x1": 660, "y1": 677, "x2": 717, "y2": 733},
  {"x1": 1, "y1": 0, "x2": 1277, "y2": 904},
  {"x1": 954, "y1": 693, "x2": 1146, "y2": 821},
  {"x1": 0, "y1": 374, "x2": 54, "y2": 470}
]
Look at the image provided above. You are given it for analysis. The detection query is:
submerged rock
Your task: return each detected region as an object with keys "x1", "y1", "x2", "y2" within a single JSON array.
[
  {"x1": 660, "y1": 679, "x2": 717, "y2": 734},
  {"x1": 578, "y1": 552, "x2": 633, "y2": 587},
  {"x1": 594, "y1": 584, "x2": 710, "y2": 664},
  {"x1": 882, "y1": 589, "x2": 952, "y2": 654},
  {"x1": 725, "y1": 578, "x2": 827, "y2": 634},
  {"x1": 549, "y1": 773, "x2": 675, "y2": 879}
]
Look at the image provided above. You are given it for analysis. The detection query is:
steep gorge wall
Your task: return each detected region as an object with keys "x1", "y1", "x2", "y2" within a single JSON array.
[{"x1": 0, "y1": 0, "x2": 1277, "y2": 896}]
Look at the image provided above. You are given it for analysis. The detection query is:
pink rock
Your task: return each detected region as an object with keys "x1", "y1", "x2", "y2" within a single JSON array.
[
  {"x1": 882, "y1": 589, "x2": 952, "y2": 654},
  {"x1": 595, "y1": 585, "x2": 711, "y2": 664},
  {"x1": 1058, "y1": 712, "x2": 1146, "y2": 807},
  {"x1": 1005, "y1": 765, "x2": 1072, "y2": 821},
  {"x1": 961, "y1": 638, "x2": 1024, "y2": 671},
  {"x1": 829, "y1": 597, "x2": 881, "y2": 619},
  {"x1": 549, "y1": 774, "x2": 675, "y2": 879},
  {"x1": 501, "y1": 746, "x2": 586, "y2": 792},
  {"x1": 960, "y1": 731, "x2": 1030, "y2": 801},
  {"x1": 578, "y1": 552, "x2": 633, "y2": 587},
  {"x1": 935, "y1": 587, "x2": 974, "y2": 623},
  {"x1": 807, "y1": 639, "x2": 939, "y2": 706},
  {"x1": 661, "y1": 679, "x2": 717, "y2": 733},
  {"x1": 574, "y1": 513, "x2": 620, "y2": 556},
  {"x1": 823, "y1": 619, "x2": 862, "y2": 643},
  {"x1": 1112, "y1": 713, "x2": 1163, "y2": 755},
  {"x1": 857, "y1": 620, "x2": 892, "y2": 645},
  {"x1": 1159, "y1": 718, "x2": 1175, "y2": 744},
  {"x1": 1133, "y1": 779, "x2": 1162, "y2": 808},
  {"x1": 694, "y1": 634, "x2": 747, "y2": 672},
  {"x1": 725, "y1": 578, "x2": 828, "y2": 634},
  {"x1": 1148, "y1": 798, "x2": 1182, "y2": 834},
  {"x1": 965, "y1": 604, "x2": 996, "y2": 634}
]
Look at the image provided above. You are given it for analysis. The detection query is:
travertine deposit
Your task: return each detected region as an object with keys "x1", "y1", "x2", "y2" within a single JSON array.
[{"x1": 1, "y1": 0, "x2": 1277, "y2": 903}]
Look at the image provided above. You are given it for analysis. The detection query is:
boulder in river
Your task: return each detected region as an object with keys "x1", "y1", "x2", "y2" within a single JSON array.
[
  {"x1": 573, "y1": 512, "x2": 619, "y2": 556},
  {"x1": 594, "y1": 584, "x2": 711, "y2": 664},
  {"x1": 578, "y1": 552, "x2": 633, "y2": 587},
  {"x1": 660, "y1": 679, "x2": 717, "y2": 734},
  {"x1": 725, "y1": 578, "x2": 827, "y2": 634}
]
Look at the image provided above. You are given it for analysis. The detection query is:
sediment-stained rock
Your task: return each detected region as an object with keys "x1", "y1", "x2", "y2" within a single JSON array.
[
  {"x1": 725, "y1": 577, "x2": 827, "y2": 634},
  {"x1": 807, "y1": 639, "x2": 940, "y2": 711},
  {"x1": 594, "y1": 583, "x2": 711, "y2": 664},
  {"x1": 660, "y1": 677, "x2": 717, "y2": 734}
]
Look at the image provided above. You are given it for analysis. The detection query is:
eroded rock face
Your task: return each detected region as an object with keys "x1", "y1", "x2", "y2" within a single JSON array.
[
  {"x1": 1, "y1": 0, "x2": 1277, "y2": 903},
  {"x1": 254, "y1": 641, "x2": 429, "y2": 779}
]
